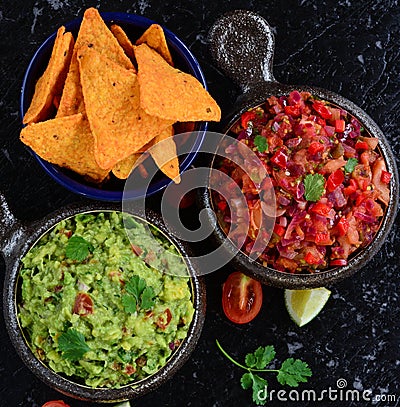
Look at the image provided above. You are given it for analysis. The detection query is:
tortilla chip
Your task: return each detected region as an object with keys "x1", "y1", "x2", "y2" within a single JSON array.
[
  {"x1": 110, "y1": 24, "x2": 136, "y2": 63},
  {"x1": 78, "y1": 48, "x2": 172, "y2": 169},
  {"x1": 23, "y1": 26, "x2": 74, "y2": 124},
  {"x1": 149, "y1": 126, "x2": 180, "y2": 183},
  {"x1": 112, "y1": 152, "x2": 147, "y2": 179},
  {"x1": 135, "y1": 44, "x2": 221, "y2": 122},
  {"x1": 57, "y1": 7, "x2": 134, "y2": 118},
  {"x1": 136, "y1": 24, "x2": 173, "y2": 66},
  {"x1": 20, "y1": 113, "x2": 109, "y2": 182}
]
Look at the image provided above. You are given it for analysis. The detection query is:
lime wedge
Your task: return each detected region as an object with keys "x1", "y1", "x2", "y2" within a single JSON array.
[
  {"x1": 113, "y1": 402, "x2": 131, "y2": 407},
  {"x1": 284, "y1": 287, "x2": 331, "y2": 327}
]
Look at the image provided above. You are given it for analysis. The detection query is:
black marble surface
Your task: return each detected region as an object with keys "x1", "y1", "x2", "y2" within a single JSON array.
[{"x1": 1, "y1": 0, "x2": 399, "y2": 406}]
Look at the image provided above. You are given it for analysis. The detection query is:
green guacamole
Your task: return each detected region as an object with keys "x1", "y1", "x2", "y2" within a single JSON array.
[{"x1": 18, "y1": 211, "x2": 194, "y2": 388}]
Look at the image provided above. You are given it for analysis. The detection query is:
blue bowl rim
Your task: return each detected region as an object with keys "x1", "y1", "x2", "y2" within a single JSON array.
[{"x1": 20, "y1": 11, "x2": 208, "y2": 201}]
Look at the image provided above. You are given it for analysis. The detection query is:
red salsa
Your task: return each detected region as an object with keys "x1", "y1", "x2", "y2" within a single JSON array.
[{"x1": 213, "y1": 91, "x2": 391, "y2": 273}]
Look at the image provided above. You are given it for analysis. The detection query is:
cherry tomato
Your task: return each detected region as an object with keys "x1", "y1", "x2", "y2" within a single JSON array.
[
  {"x1": 42, "y1": 401, "x2": 70, "y2": 407},
  {"x1": 73, "y1": 293, "x2": 93, "y2": 316},
  {"x1": 222, "y1": 272, "x2": 263, "y2": 324}
]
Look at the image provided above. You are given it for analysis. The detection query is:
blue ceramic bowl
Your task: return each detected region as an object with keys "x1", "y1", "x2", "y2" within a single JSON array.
[{"x1": 20, "y1": 12, "x2": 207, "y2": 201}]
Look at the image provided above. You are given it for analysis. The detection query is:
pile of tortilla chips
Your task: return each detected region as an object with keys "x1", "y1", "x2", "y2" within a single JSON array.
[{"x1": 20, "y1": 7, "x2": 221, "y2": 184}]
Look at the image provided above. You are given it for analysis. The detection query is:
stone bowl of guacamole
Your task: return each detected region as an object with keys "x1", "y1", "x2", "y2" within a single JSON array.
[{"x1": 2, "y1": 199, "x2": 206, "y2": 402}]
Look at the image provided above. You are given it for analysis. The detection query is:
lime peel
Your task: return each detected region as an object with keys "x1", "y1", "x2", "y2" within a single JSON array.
[{"x1": 285, "y1": 287, "x2": 331, "y2": 327}]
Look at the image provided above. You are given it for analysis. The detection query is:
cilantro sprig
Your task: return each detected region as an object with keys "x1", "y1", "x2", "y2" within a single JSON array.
[
  {"x1": 304, "y1": 173, "x2": 325, "y2": 202},
  {"x1": 58, "y1": 328, "x2": 91, "y2": 361},
  {"x1": 216, "y1": 340, "x2": 312, "y2": 405},
  {"x1": 344, "y1": 157, "x2": 358, "y2": 173},
  {"x1": 122, "y1": 275, "x2": 155, "y2": 313},
  {"x1": 254, "y1": 135, "x2": 268, "y2": 153},
  {"x1": 65, "y1": 235, "x2": 94, "y2": 261}
]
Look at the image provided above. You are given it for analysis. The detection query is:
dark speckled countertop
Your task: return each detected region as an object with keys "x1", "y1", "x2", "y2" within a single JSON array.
[{"x1": 1, "y1": 1, "x2": 399, "y2": 406}]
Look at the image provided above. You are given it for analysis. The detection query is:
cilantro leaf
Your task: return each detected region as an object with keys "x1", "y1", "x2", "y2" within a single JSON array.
[
  {"x1": 121, "y1": 294, "x2": 137, "y2": 313},
  {"x1": 254, "y1": 135, "x2": 268, "y2": 153},
  {"x1": 241, "y1": 372, "x2": 268, "y2": 405},
  {"x1": 241, "y1": 372, "x2": 253, "y2": 389},
  {"x1": 141, "y1": 286, "x2": 155, "y2": 310},
  {"x1": 65, "y1": 236, "x2": 94, "y2": 261},
  {"x1": 245, "y1": 346, "x2": 276, "y2": 369},
  {"x1": 304, "y1": 173, "x2": 325, "y2": 201},
  {"x1": 122, "y1": 275, "x2": 155, "y2": 313},
  {"x1": 277, "y1": 358, "x2": 312, "y2": 387},
  {"x1": 344, "y1": 157, "x2": 358, "y2": 173},
  {"x1": 125, "y1": 275, "x2": 146, "y2": 303},
  {"x1": 58, "y1": 328, "x2": 90, "y2": 361}
]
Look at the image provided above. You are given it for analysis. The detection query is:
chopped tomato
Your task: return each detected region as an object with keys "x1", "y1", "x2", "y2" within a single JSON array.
[
  {"x1": 335, "y1": 119, "x2": 346, "y2": 132},
  {"x1": 156, "y1": 309, "x2": 172, "y2": 330},
  {"x1": 273, "y1": 223, "x2": 285, "y2": 237},
  {"x1": 326, "y1": 169, "x2": 344, "y2": 192},
  {"x1": 284, "y1": 105, "x2": 300, "y2": 116},
  {"x1": 308, "y1": 141, "x2": 325, "y2": 155},
  {"x1": 315, "y1": 232, "x2": 332, "y2": 245},
  {"x1": 355, "y1": 141, "x2": 369, "y2": 151},
  {"x1": 304, "y1": 252, "x2": 320, "y2": 265},
  {"x1": 241, "y1": 111, "x2": 256, "y2": 128},
  {"x1": 343, "y1": 179, "x2": 357, "y2": 195},
  {"x1": 311, "y1": 202, "x2": 332, "y2": 216},
  {"x1": 271, "y1": 148, "x2": 288, "y2": 169},
  {"x1": 73, "y1": 293, "x2": 93, "y2": 316},
  {"x1": 312, "y1": 101, "x2": 332, "y2": 119},
  {"x1": 330, "y1": 259, "x2": 348, "y2": 267},
  {"x1": 380, "y1": 170, "x2": 392, "y2": 184},
  {"x1": 222, "y1": 272, "x2": 262, "y2": 324},
  {"x1": 42, "y1": 402, "x2": 70, "y2": 407},
  {"x1": 337, "y1": 217, "x2": 349, "y2": 236}
]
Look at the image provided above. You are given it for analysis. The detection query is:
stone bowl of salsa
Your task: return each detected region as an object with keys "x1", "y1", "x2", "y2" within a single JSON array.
[
  {"x1": 1, "y1": 197, "x2": 206, "y2": 402},
  {"x1": 198, "y1": 10, "x2": 399, "y2": 288}
]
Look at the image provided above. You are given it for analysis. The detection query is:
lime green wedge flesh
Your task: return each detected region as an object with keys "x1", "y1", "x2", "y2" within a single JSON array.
[
  {"x1": 113, "y1": 402, "x2": 131, "y2": 407},
  {"x1": 284, "y1": 287, "x2": 331, "y2": 327}
]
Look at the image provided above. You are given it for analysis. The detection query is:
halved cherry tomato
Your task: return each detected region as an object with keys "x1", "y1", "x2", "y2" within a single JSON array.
[
  {"x1": 42, "y1": 401, "x2": 70, "y2": 407},
  {"x1": 222, "y1": 272, "x2": 262, "y2": 324},
  {"x1": 312, "y1": 101, "x2": 332, "y2": 119},
  {"x1": 73, "y1": 293, "x2": 93, "y2": 316},
  {"x1": 326, "y1": 169, "x2": 344, "y2": 192},
  {"x1": 241, "y1": 111, "x2": 257, "y2": 128}
]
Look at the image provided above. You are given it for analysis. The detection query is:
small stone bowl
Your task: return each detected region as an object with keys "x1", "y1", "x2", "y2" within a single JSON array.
[
  {"x1": 197, "y1": 10, "x2": 399, "y2": 289},
  {"x1": 1, "y1": 193, "x2": 206, "y2": 402},
  {"x1": 20, "y1": 12, "x2": 207, "y2": 201}
]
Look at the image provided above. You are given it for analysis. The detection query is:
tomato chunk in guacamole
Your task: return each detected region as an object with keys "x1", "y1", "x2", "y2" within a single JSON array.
[{"x1": 18, "y1": 211, "x2": 194, "y2": 388}]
